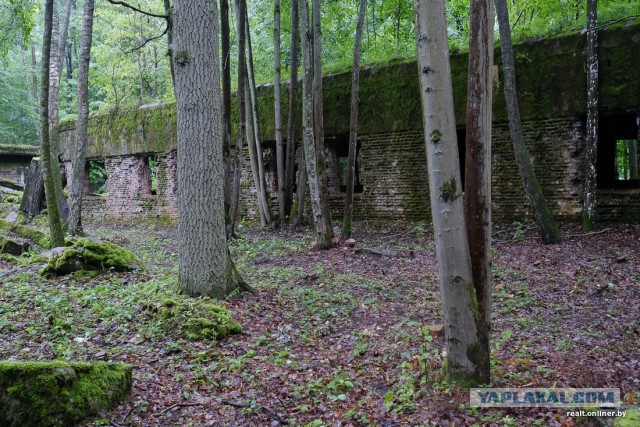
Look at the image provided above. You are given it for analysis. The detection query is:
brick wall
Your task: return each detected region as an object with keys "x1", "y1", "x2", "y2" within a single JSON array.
[
  {"x1": 155, "y1": 150, "x2": 178, "y2": 219},
  {"x1": 104, "y1": 156, "x2": 156, "y2": 218}
]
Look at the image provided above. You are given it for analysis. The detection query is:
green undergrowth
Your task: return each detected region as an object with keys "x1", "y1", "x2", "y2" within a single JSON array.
[
  {"x1": 143, "y1": 296, "x2": 242, "y2": 341},
  {"x1": 0, "y1": 361, "x2": 132, "y2": 427}
]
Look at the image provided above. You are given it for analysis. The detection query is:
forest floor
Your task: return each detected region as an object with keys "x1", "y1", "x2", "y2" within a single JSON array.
[{"x1": 0, "y1": 219, "x2": 639, "y2": 426}]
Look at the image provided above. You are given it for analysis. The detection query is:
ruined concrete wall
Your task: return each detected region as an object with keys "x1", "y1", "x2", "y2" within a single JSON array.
[{"x1": 55, "y1": 19, "x2": 640, "y2": 223}]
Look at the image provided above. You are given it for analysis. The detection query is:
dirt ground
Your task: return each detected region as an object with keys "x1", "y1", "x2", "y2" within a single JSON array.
[{"x1": 1, "y1": 220, "x2": 638, "y2": 426}]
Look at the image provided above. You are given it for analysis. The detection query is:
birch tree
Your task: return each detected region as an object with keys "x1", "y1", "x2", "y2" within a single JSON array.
[
  {"x1": 414, "y1": 0, "x2": 487, "y2": 385},
  {"x1": 172, "y1": 0, "x2": 251, "y2": 297},
  {"x1": 40, "y1": 0, "x2": 65, "y2": 248}
]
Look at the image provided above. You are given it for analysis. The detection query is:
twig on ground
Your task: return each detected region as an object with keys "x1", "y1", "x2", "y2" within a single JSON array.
[
  {"x1": 122, "y1": 407, "x2": 134, "y2": 424},
  {"x1": 154, "y1": 402, "x2": 204, "y2": 416}
]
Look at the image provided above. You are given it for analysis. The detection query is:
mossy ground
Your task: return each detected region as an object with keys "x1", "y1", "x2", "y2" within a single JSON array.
[{"x1": 0, "y1": 361, "x2": 132, "y2": 427}]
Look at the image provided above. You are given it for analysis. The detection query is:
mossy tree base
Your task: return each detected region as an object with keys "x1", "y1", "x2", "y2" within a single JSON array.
[
  {"x1": 0, "y1": 361, "x2": 132, "y2": 427},
  {"x1": 40, "y1": 238, "x2": 142, "y2": 276}
]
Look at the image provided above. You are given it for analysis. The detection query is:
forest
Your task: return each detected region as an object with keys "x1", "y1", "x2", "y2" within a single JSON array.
[{"x1": 0, "y1": 0, "x2": 639, "y2": 426}]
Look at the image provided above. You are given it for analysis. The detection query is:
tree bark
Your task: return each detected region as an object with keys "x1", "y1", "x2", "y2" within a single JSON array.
[
  {"x1": 463, "y1": 0, "x2": 493, "y2": 383},
  {"x1": 220, "y1": 0, "x2": 232, "y2": 225},
  {"x1": 414, "y1": 0, "x2": 485, "y2": 386},
  {"x1": 20, "y1": 159, "x2": 45, "y2": 218},
  {"x1": 245, "y1": 12, "x2": 272, "y2": 224},
  {"x1": 40, "y1": 0, "x2": 66, "y2": 248},
  {"x1": 49, "y1": 0, "x2": 70, "y2": 225},
  {"x1": 293, "y1": 146, "x2": 307, "y2": 226},
  {"x1": 300, "y1": 0, "x2": 332, "y2": 247},
  {"x1": 172, "y1": 0, "x2": 250, "y2": 297},
  {"x1": 494, "y1": 0, "x2": 561, "y2": 244},
  {"x1": 341, "y1": 0, "x2": 367, "y2": 240},
  {"x1": 284, "y1": 0, "x2": 300, "y2": 219},
  {"x1": 68, "y1": 0, "x2": 95, "y2": 235},
  {"x1": 311, "y1": 0, "x2": 333, "y2": 246},
  {"x1": 582, "y1": 0, "x2": 598, "y2": 231},
  {"x1": 629, "y1": 139, "x2": 639, "y2": 180},
  {"x1": 244, "y1": 76, "x2": 269, "y2": 225},
  {"x1": 228, "y1": 0, "x2": 247, "y2": 237},
  {"x1": 274, "y1": 0, "x2": 285, "y2": 223}
]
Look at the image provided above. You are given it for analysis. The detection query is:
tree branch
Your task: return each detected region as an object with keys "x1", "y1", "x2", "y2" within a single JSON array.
[
  {"x1": 105, "y1": 0, "x2": 167, "y2": 19},
  {"x1": 123, "y1": 26, "x2": 168, "y2": 54}
]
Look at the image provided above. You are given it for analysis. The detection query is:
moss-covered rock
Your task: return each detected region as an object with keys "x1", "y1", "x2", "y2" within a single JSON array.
[
  {"x1": 144, "y1": 298, "x2": 242, "y2": 341},
  {"x1": 0, "y1": 236, "x2": 30, "y2": 256},
  {"x1": 40, "y1": 238, "x2": 141, "y2": 276},
  {"x1": 0, "y1": 361, "x2": 132, "y2": 427},
  {"x1": 0, "y1": 218, "x2": 49, "y2": 248}
]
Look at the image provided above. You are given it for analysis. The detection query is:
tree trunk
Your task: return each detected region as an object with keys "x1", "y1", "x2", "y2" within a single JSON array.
[
  {"x1": 284, "y1": 0, "x2": 300, "y2": 219},
  {"x1": 228, "y1": 0, "x2": 247, "y2": 237},
  {"x1": 49, "y1": 0, "x2": 70, "y2": 225},
  {"x1": 245, "y1": 12, "x2": 272, "y2": 224},
  {"x1": 293, "y1": 147, "x2": 307, "y2": 226},
  {"x1": 414, "y1": 0, "x2": 485, "y2": 386},
  {"x1": 463, "y1": 0, "x2": 493, "y2": 383},
  {"x1": 172, "y1": 0, "x2": 251, "y2": 297},
  {"x1": 245, "y1": 77, "x2": 269, "y2": 225},
  {"x1": 582, "y1": 0, "x2": 598, "y2": 231},
  {"x1": 220, "y1": 0, "x2": 232, "y2": 225},
  {"x1": 300, "y1": 0, "x2": 332, "y2": 247},
  {"x1": 629, "y1": 139, "x2": 639, "y2": 180},
  {"x1": 20, "y1": 159, "x2": 45, "y2": 218},
  {"x1": 274, "y1": 0, "x2": 285, "y2": 223},
  {"x1": 40, "y1": 0, "x2": 65, "y2": 248},
  {"x1": 163, "y1": 0, "x2": 174, "y2": 85},
  {"x1": 31, "y1": 45, "x2": 40, "y2": 112},
  {"x1": 68, "y1": 0, "x2": 95, "y2": 235},
  {"x1": 341, "y1": 0, "x2": 367, "y2": 240},
  {"x1": 494, "y1": 0, "x2": 561, "y2": 244}
]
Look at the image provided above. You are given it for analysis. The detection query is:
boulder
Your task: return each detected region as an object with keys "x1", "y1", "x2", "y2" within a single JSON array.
[
  {"x1": 0, "y1": 361, "x2": 132, "y2": 427},
  {"x1": 0, "y1": 236, "x2": 30, "y2": 256},
  {"x1": 40, "y1": 238, "x2": 141, "y2": 276}
]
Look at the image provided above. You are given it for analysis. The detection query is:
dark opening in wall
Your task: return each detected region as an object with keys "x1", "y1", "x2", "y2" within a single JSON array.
[
  {"x1": 145, "y1": 155, "x2": 157, "y2": 195},
  {"x1": 597, "y1": 114, "x2": 639, "y2": 189},
  {"x1": 327, "y1": 135, "x2": 363, "y2": 193},
  {"x1": 88, "y1": 160, "x2": 107, "y2": 195}
]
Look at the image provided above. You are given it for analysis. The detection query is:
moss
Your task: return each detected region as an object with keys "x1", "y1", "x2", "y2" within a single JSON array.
[
  {"x1": 40, "y1": 238, "x2": 142, "y2": 276},
  {"x1": 2, "y1": 192, "x2": 23, "y2": 205},
  {"x1": 439, "y1": 177, "x2": 459, "y2": 203},
  {"x1": 614, "y1": 409, "x2": 640, "y2": 427},
  {"x1": 0, "y1": 219, "x2": 49, "y2": 248},
  {"x1": 145, "y1": 298, "x2": 242, "y2": 341},
  {"x1": 0, "y1": 361, "x2": 132, "y2": 427}
]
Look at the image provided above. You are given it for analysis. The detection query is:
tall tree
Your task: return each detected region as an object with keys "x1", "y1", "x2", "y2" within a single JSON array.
[
  {"x1": 582, "y1": 0, "x2": 598, "y2": 231},
  {"x1": 494, "y1": 0, "x2": 561, "y2": 244},
  {"x1": 283, "y1": 0, "x2": 300, "y2": 219},
  {"x1": 228, "y1": 0, "x2": 247, "y2": 237},
  {"x1": 172, "y1": 0, "x2": 251, "y2": 297},
  {"x1": 463, "y1": 0, "x2": 493, "y2": 382},
  {"x1": 221, "y1": 0, "x2": 232, "y2": 225},
  {"x1": 274, "y1": 0, "x2": 285, "y2": 223},
  {"x1": 40, "y1": 0, "x2": 65, "y2": 248},
  {"x1": 341, "y1": 0, "x2": 367, "y2": 240},
  {"x1": 301, "y1": 0, "x2": 332, "y2": 248},
  {"x1": 414, "y1": 0, "x2": 486, "y2": 385},
  {"x1": 311, "y1": 0, "x2": 334, "y2": 248},
  {"x1": 245, "y1": 12, "x2": 272, "y2": 225},
  {"x1": 68, "y1": 0, "x2": 95, "y2": 235}
]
